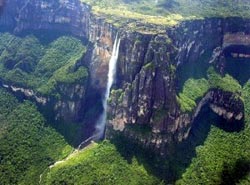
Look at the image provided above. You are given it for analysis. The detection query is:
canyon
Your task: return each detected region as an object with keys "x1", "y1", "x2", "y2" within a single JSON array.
[
  {"x1": 0, "y1": 0, "x2": 249, "y2": 183},
  {"x1": 0, "y1": 0, "x2": 249, "y2": 152}
]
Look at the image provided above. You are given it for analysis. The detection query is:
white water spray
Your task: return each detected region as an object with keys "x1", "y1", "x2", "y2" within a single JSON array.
[{"x1": 95, "y1": 35, "x2": 121, "y2": 139}]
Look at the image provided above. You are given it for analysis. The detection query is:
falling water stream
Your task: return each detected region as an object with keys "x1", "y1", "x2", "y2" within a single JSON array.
[
  {"x1": 95, "y1": 34, "x2": 121, "y2": 139},
  {"x1": 77, "y1": 34, "x2": 120, "y2": 148}
]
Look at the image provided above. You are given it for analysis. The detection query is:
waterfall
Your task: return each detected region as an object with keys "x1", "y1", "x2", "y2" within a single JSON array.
[
  {"x1": 40, "y1": 38, "x2": 120, "y2": 180},
  {"x1": 95, "y1": 34, "x2": 121, "y2": 139}
]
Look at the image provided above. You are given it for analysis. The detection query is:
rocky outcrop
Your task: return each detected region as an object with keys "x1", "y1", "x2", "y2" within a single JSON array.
[
  {"x1": 1, "y1": 82, "x2": 47, "y2": 104},
  {"x1": 208, "y1": 89, "x2": 244, "y2": 121},
  {"x1": 223, "y1": 32, "x2": 250, "y2": 58},
  {"x1": 0, "y1": 80, "x2": 87, "y2": 123},
  {"x1": 108, "y1": 33, "x2": 177, "y2": 132},
  {"x1": 223, "y1": 32, "x2": 250, "y2": 48}
]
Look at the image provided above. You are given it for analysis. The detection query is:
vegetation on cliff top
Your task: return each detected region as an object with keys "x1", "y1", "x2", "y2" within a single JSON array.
[
  {"x1": 81, "y1": 0, "x2": 250, "y2": 28},
  {"x1": 177, "y1": 78, "x2": 209, "y2": 112},
  {"x1": 0, "y1": 89, "x2": 72, "y2": 184},
  {"x1": 177, "y1": 67, "x2": 242, "y2": 113},
  {"x1": 0, "y1": 33, "x2": 88, "y2": 98}
]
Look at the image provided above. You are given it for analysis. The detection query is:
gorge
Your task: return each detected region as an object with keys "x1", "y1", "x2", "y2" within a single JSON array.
[{"x1": 0, "y1": 0, "x2": 249, "y2": 184}]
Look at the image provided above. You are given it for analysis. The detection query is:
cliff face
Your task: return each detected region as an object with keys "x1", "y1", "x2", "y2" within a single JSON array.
[
  {"x1": 0, "y1": 0, "x2": 90, "y2": 36},
  {"x1": 0, "y1": 0, "x2": 249, "y2": 155},
  {"x1": 107, "y1": 18, "x2": 249, "y2": 155},
  {"x1": 108, "y1": 33, "x2": 177, "y2": 132}
]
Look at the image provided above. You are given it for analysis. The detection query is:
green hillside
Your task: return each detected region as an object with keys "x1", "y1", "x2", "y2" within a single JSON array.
[
  {"x1": 0, "y1": 89, "x2": 72, "y2": 184},
  {"x1": 176, "y1": 82, "x2": 250, "y2": 185},
  {"x1": 42, "y1": 141, "x2": 162, "y2": 185},
  {"x1": 0, "y1": 33, "x2": 88, "y2": 98}
]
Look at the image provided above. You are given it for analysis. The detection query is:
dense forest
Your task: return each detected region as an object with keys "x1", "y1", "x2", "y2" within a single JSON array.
[{"x1": 0, "y1": 89, "x2": 72, "y2": 184}]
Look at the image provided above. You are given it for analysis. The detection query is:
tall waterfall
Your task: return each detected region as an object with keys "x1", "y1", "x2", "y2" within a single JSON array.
[{"x1": 95, "y1": 35, "x2": 121, "y2": 139}]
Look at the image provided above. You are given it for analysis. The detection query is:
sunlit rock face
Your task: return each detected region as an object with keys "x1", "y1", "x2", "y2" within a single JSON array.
[
  {"x1": 83, "y1": 22, "x2": 117, "y2": 91},
  {"x1": 223, "y1": 33, "x2": 250, "y2": 58},
  {"x1": 223, "y1": 33, "x2": 250, "y2": 48}
]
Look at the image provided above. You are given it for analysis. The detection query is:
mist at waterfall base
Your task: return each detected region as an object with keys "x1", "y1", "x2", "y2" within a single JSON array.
[{"x1": 95, "y1": 35, "x2": 121, "y2": 140}]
